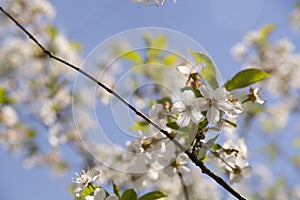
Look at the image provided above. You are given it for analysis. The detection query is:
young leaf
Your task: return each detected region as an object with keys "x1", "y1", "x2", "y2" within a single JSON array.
[
  {"x1": 122, "y1": 51, "x2": 143, "y2": 64},
  {"x1": 224, "y1": 68, "x2": 271, "y2": 91},
  {"x1": 0, "y1": 87, "x2": 14, "y2": 104},
  {"x1": 138, "y1": 191, "x2": 167, "y2": 200},
  {"x1": 130, "y1": 121, "x2": 150, "y2": 131},
  {"x1": 121, "y1": 189, "x2": 137, "y2": 200},
  {"x1": 188, "y1": 49, "x2": 218, "y2": 89},
  {"x1": 166, "y1": 122, "x2": 180, "y2": 130},
  {"x1": 113, "y1": 182, "x2": 121, "y2": 198}
]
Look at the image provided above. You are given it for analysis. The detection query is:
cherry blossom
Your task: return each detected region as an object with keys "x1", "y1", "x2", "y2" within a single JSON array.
[
  {"x1": 171, "y1": 90, "x2": 205, "y2": 127},
  {"x1": 198, "y1": 85, "x2": 233, "y2": 124}
]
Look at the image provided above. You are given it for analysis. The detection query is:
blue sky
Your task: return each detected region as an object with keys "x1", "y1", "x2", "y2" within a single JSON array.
[{"x1": 0, "y1": 1, "x2": 299, "y2": 200}]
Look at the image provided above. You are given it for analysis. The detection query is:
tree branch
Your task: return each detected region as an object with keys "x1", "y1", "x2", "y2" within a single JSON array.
[{"x1": 0, "y1": 6, "x2": 246, "y2": 200}]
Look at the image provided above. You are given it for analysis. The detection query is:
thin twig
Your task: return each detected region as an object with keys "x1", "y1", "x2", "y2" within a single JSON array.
[
  {"x1": 0, "y1": 6, "x2": 246, "y2": 200},
  {"x1": 178, "y1": 172, "x2": 190, "y2": 200}
]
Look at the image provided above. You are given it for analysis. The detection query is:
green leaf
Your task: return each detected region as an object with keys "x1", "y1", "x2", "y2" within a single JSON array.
[
  {"x1": 144, "y1": 34, "x2": 167, "y2": 60},
  {"x1": 212, "y1": 143, "x2": 222, "y2": 151},
  {"x1": 131, "y1": 121, "x2": 150, "y2": 132},
  {"x1": 163, "y1": 53, "x2": 178, "y2": 66},
  {"x1": 138, "y1": 191, "x2": 167, "y2": 200},
  {"x1": 188, "y1": 49, "x2": 218, "y2": 89},
  {"x1": 224, "y1": 68, "x2": 271, "y2": 91},
  {"x1": 122, "y1": 51, "x2": 143, "y2": 64},
  {"x1": 113, "y1": 182, "x2": 121, "y2": 198},
  {"x1": 166, "y1": 122, "x2": 180, "y2": 130},
  {"x1": 0, "y1": 88, "x2": 14, "y2": 104},
  {"x1": 121, "y1": 189, "x2": 137, "y2": 200}
]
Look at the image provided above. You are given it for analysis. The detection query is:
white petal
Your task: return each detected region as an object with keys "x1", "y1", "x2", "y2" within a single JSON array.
[
  {"x1": 164, "y1": 166, "x2": 176, "y2": 177},
  {"x1": 171, "y1": 101, "x2": 185, "y2": 114},
  {"x1": 207, "y1": 107, "x2": 219, "y2": 124},
  {"x1": 197, "y1": 98, "x2": 210, "y2": 111},
  {"x1": 177, "y1": 113, "x2": 190, "y2": 127},
  {"x1": 178, "y1": 65, "x2": 192, "y2": 75},
  {"x1": 85, "y1": 196, "x2": 95, "y2": 200},
  {"x1": 178, "y1": 153, "x2": 189, "y2": 165},
  {"x1": 213, "y1": 87, "x2": 228, "y2": 100},
  {"x1": 182, "y1": 90, "x2": 195, "y2": 106},
  {"x1": 217, "y1": 100, "x2": 233, "y2": 111},
  {"x1": 94, "y1": 188, "x2": 106, "y2": 200},
  {"x1": 178, "y1": 166, "x2": 190, "y2": 174},
  {"x1": 107, "y1": 195, "x2": 119, "y2": 200},
  {"x1": 242, "y1": 166, "x2": 252, "y2": 178},
  {"x1": 150, "y1": 104, "x2": 163, "y2": 118},
  {"x1": 199, "y1": 85, "x2": 212, "y2": 99},
  {"x1": 190, "y1": 109, "x2": 204, "y2": 123}
]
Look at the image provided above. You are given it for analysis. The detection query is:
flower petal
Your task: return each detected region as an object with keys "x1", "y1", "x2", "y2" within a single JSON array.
[
  {"x1": 177, "y1": 113, "x2": 190, "y2": 127},
  {"x1": 190, "y1": 109, "x2": 204, "y2": 123},
  {"x1": 207, "y1": 107, "x2": 220, "y2": 124},
  {"x1": 182, "y1": 90, "x2": 195, "y2": 106},
  {"x1": 178, "y1": 153, "x2": 189, "y2": 165},
  {"x1": 107, "y1": 194, "x2": 119, "y2": 200},
  {"x1": 242, "y1": 166, "x2": 252, "y2": 178},
  {"x1": 178, "y1": 65, "x2": 192, "y2": 75},
  {"x1": 171, "y1": 101, "x2": 185, "y2": 114},
  {"x1": 94, "y1": 188, "x2": 106, "y2": 200},
  {"x1": 217, "y1": 100, "x2": 233, "y2": 112},
  {"x1": 199, "y1": 85, "x2": 212, "y2": 99},
  {"x1": 178, "y1": 165, "x2": 190, "y2": 174},
  {"x1": 150, "y1": 104, "x2": 163, "y2": 119},
  {"x1": 197, "y1": 98, "x2": 210, "y2": 111},
  {"x1": 213, "y1": 87, "x2": 229, "y2": 100}
]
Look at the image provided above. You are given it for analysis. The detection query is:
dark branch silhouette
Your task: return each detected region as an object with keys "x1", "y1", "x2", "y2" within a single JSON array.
[{"x1": 0, "y1": 6, "x2": 246, "y2": 200}]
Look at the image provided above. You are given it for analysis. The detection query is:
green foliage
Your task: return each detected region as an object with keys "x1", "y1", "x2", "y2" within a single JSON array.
[
  {"x1": 224, "y1": 68, "x2": 271, "y2": 91},
  {"x1": 166, "y1": 121, "x2": 180, "y2": 130},
  {"x1": 138, "y1": 191, "x2": 167, "y2": 200},
  {"x1": 188, "y1": 49, "x2": 219, "y2": 89},
  {"x1": 144, "y1": 34, "x2": 167, "y2": 60},
  {"x1": 130, "y1": 121, "x2": 150, "y2": 132},
  {"x1": 121, "y1": 189, "x2": 137, "y2": 200},
  {"x1": 258, "y1": 24, "x2": 276, "y2": 46},
  {"x1": 122, "y1": 51, "x2": 143, "y2": 64},
  {"x1": 113, "y1": 181, "x2": 121, "y2": 198},
  {"x1": 0, "y1": 87, "x2": 14, "y2": 104}
]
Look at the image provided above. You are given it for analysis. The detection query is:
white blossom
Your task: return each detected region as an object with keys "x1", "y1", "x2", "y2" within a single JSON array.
[
  {"x1": 198, "y1": 85, "x2": 233, "y2": 124},
  {"x1": 171, "y1": 90, "x2": 205, "y2": 127},
  {"x1": 85, "y1": 188, "x2": 118, "y2": 200},
  {"x1": 72, "y1": 169, "x2": 100, "y2": 197}
]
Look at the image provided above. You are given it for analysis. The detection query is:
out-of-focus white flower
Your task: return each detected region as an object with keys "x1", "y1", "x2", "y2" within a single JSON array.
[
  {"x1": 244, "y1": 30, "x2": 261, "y2": 46},
  {"x1": 163, "y1": 153, "x2": 190, "y2": 177},
  {"x1": 198, "y1": 85, "x2": 233, "y2": 124},
  {"x1": 231, "y1": 42, "x2": 247, "y2": 61},
  {"x1": 221, "y1": 138, "x2": 252, "y2": 184},
  {"x1": 1, "y1": 105, "x2": 19, "y2": 127},
  {"x1": 85, "y1": 188, "x2": 118, "y2": 200},
  {"x1": 150, "y1": 104, "x2": 166, "y2": 122},
  {"x1": 72, "y1": 169, "x2": 100, "y2": 197},
  {"x1": 171, "y1": 90, "x2": 205, "y2": 127}
]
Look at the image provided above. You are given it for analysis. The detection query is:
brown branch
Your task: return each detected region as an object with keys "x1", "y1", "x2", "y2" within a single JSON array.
[{"x1": 0, "y1": 6, "x2": 246, "y2": 200}]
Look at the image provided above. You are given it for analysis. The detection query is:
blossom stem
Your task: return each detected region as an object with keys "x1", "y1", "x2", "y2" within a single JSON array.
[{"x1": 0, "y1": 7, "x2": 246, "y2": 200}]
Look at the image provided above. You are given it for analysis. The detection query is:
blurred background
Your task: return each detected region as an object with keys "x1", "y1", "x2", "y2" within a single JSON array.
[{"x1": 0, "y1": 0, "x2": 299, "y2": 199}]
